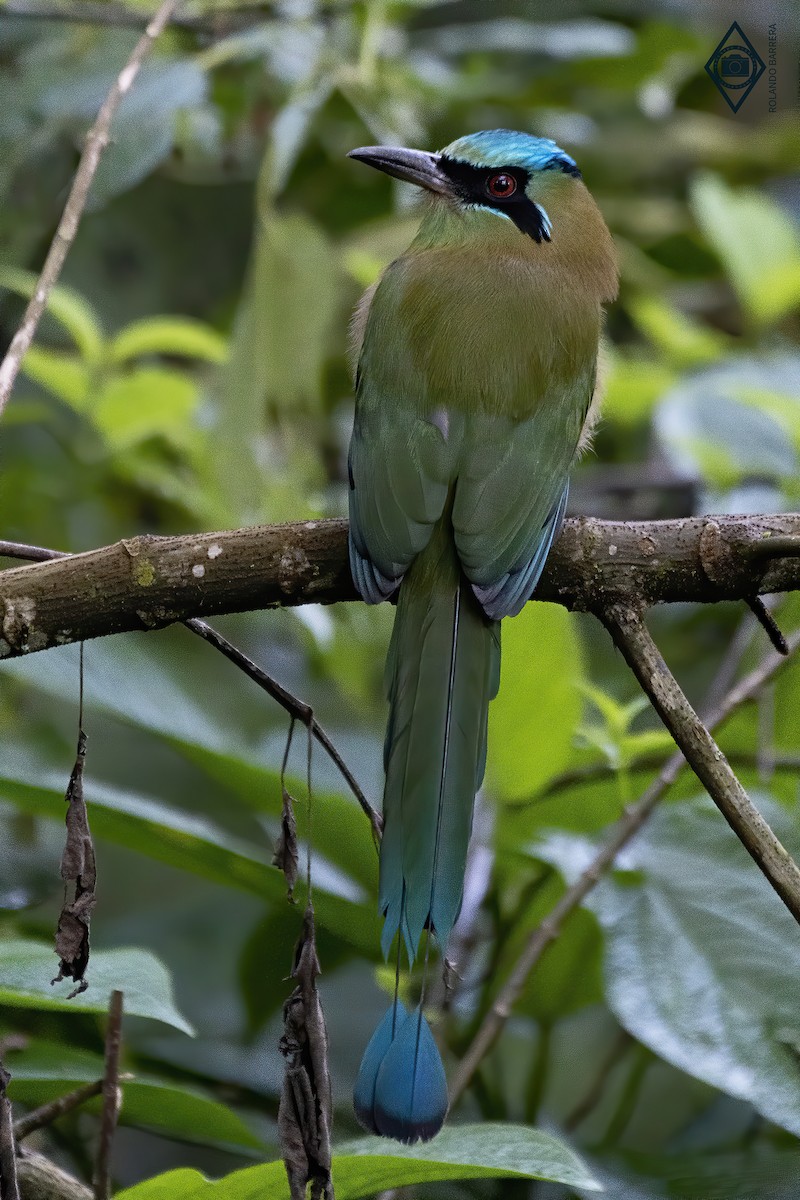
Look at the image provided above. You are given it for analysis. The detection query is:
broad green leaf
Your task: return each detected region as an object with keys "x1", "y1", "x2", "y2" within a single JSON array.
[
  {"x1": 655, "y1": 364, "x2": 798, "y2": 488},
  {"x1": 0, "y1": 940, "x2": 193, "y2": 1034},
  {"x1": 627, "y1": 295, "x2": 729, "y2": 366},
  {"x1": 88, "y1": 60, "x2": 207, "y2": 207},
  {"x1": 0, "y1": 753, "x2": 377, "y2": 952},
  {"x1": 732, "y1": 382, "x2": 800, "y2": 456},
  {"x1": 209, "y1": 211, "x2": 338, "y2": 522},
  {"x1": 538, "y1": 795, "x2": 800, "y2": 1138},
  {"x1": 0, "y1": 266, "x2": 104, "y2": 364},
  {"x1": 602, "y1": 354, "x2": 675, "y2": 427},
  {"x1": 18, "y1": 347, "x2": 90, "y2": 409},
  {"x1": 427, "y1": 17, "x2": 633, "y2": 58},
  {"x1": 259, "y1": 73, "x2": 335, "y2": 201},
  {"x1": 109, "y1": 318, "x2": 228, "y2": 366},
  {"x1": 578, "y1": 684, "x2": 647, "y2": 739},
  {"x1": 116, "y1": 1123, "x2": 602, "y2": 1199},
  {"x1": 488, "y1": 603, "x2": 584, "y2": 801},
  {"x1": 6, "y1": 1039, "x2": 261, "y2": 1150},
  {"x1": 0, "y1": 637, "x2": 378, "y2": 892},
  {"x1": 690, "y1": 174, "x2": 800, "y2": 325},
  {"x1": 341, "y1": 215, "x2": 422, "y2": 287},
  {"x1": 92, "y1": 367, "x2": 199, "y2": 451}
]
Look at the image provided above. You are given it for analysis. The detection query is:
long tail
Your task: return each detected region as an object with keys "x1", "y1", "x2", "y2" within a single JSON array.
[{"x1": 354, "y1": 514, "x2": 500, "y2": 1142}]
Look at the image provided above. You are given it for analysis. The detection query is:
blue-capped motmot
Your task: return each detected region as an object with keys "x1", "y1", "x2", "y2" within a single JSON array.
[{"x1": 346, "y1": 130, "x2": 618, "y2": 1143}]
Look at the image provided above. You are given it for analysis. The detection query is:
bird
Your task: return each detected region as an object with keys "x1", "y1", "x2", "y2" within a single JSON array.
[{"x1": 346, "y1": 129, "x2": 618, "y2": 1143}]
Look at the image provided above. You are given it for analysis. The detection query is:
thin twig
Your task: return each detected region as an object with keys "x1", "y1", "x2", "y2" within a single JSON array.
[
  {"x1": 93, "y1": 990, "x2": 123, "y2": 1200},
  {"x1": 747, "y1": 596, "x2": 789, "y2": 655},
  {"x1": 748, "y1": 534, "x2": 800, "y2": 558},
  {"x1": 449, "y1": 629, "x2": 800, "y2": 1104},
  {"x1": 14, "y1": 1075, "x2": 133, "y2": 1141},
  {"x1": 0, "y1": 1061, "x2": 20, "y2": 1200},
  {"x1": 527, "y1": 749, "x2": 800, "y2": 804},
  {"x1": 15, "y1": 1079, "x2": 108, "y2": 1140},
  {"x1": 702, "y1": 603, "x2": 762, "y2": 714},
  {"x1": 184, "y1": 618, "x2": 382, "y2": 842},
  {"x1": 0, "y1": 0, "x2": 183, "y2": 421},
  {"x1": 602, "y1": 602, "x2": 800, "y2": 924},
  {"x1": 0, "y1": 540, "x2": 64, "y2": 562}
]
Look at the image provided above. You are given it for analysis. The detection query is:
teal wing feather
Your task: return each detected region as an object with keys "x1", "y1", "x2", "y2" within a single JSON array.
[
  {"x1": 348, "y1": 399, "x2": 453, "y2": 600},
  {"x1": 452, "y1": 371, "x2": 593, "y2": 618}
]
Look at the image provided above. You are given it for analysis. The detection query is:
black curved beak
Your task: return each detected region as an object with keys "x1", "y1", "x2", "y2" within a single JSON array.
[{"x1": 347, "y1": 145, "x2": 450, "y2": 195}]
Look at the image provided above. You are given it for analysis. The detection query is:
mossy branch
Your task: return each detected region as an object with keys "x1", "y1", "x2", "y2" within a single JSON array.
[{"x1": 2, "y1": 513, "x2": 800, "y2": 660}]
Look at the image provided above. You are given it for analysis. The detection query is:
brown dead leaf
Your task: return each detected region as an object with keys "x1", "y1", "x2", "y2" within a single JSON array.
[
  {"x1": 272, "y1": 784, "x2": 299, "y2": 901},
  {"x1": 53, "y1": 730, "x2": 96, "y2": 997},
  {"x1": 278, "y1": 904, "x2": 333, "y2": 1200}
]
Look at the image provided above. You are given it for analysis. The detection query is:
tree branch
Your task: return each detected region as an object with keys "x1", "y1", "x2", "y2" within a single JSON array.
[
  {"x1": 601, "y1": 602, "x2": 800, "y2": 924},
  {"x1": 449, "y1": 628, "x2": 800, "y2": 1104},
  {"x1": 0, "y1": 0, "x2": 183, "y2": 420},
  {"x1": 2, "y1": 514, "x2": 800, "y2": 659}
]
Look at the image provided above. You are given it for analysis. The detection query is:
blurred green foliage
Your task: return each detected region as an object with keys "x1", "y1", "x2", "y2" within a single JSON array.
[{"x1": 1, "y1": 1, "x2": 799, "y2": 1197}]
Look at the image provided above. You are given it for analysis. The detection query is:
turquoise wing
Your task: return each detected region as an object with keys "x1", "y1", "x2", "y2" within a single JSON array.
[
  {"x1": 348, "y1": 392, "x2": 455, "y2": 601},
  {"x1": 453, "y1": 368, "x2": 593, "y2": 619}
]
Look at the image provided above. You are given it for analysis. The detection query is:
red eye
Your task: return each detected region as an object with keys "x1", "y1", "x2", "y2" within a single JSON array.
[{"x1": 487, "y1": 172, "x2": 517, "y2": 198}]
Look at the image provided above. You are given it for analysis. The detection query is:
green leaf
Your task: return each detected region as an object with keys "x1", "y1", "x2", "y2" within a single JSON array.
[
  {"x1": 690, "y1": 174, "x2": 800, "y2": 325},
  {"x1": 109, "y1": 318, "x2": 228, "y2": 366},
  {"x1": 655, "y1": 364, "x2": 798, "y2": 488},
  {"x1": 88, "y1": 59, "x2": 207, "y2": 207},
  {"x1": 627, "y1": 295, "x2": 729, "y2": 366},
  {"x1": 0, "y1": 754, "x2": 377, "y2": 952},
  {"x1": 488, "y1": 603, "x2": 584, "y2": 801},
  {"x1": 6, "y1": 1040, "x2": 261, "y2": 1151},
  {"x1": 92, "y1": 367, "x2": 200, "y2": 451},
  {"x1": 0, "y1": 940, "x2": 193, "y2": 1034},
  {"x1": 209, "y1": 211, "x2": 339, "y2": 522},
  {"x1": 602, "y1": 353, "x2": 675, "y2": 427},
  {"x1": 115, "y1": 1123, "x2": 602, "y2": 1200},
  {"x1": 0, "y1": 266, "x2": 104, "y2": 364},
  {"x1": 17, "y1": 347, "x2": 90, "y2": 409},
  {"x1": 0, "y1": 637, "x2": 378, "y2": 894},
  {"x1": 538, "y1": 795, "x2": 800, "y2": 1138}
]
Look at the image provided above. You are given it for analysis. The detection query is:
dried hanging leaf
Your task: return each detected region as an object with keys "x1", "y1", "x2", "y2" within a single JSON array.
[
  {"x1": 443, "y1": 956, "x2": 459, "y2": 998},
  {"x1": 53, "y1": 730, "x2": 96, "y2": 998},
  {"x1": 278, "y1": 904, "x2": 334, "y2": 1200},
  {"x1": 272, "y1": 784, "x2": 299, "y2": 901}
]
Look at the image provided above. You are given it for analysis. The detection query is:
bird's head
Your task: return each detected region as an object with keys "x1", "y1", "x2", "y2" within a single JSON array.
[{"x1": 348, "y1": 128, "x2": 584, "y2": 246}]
